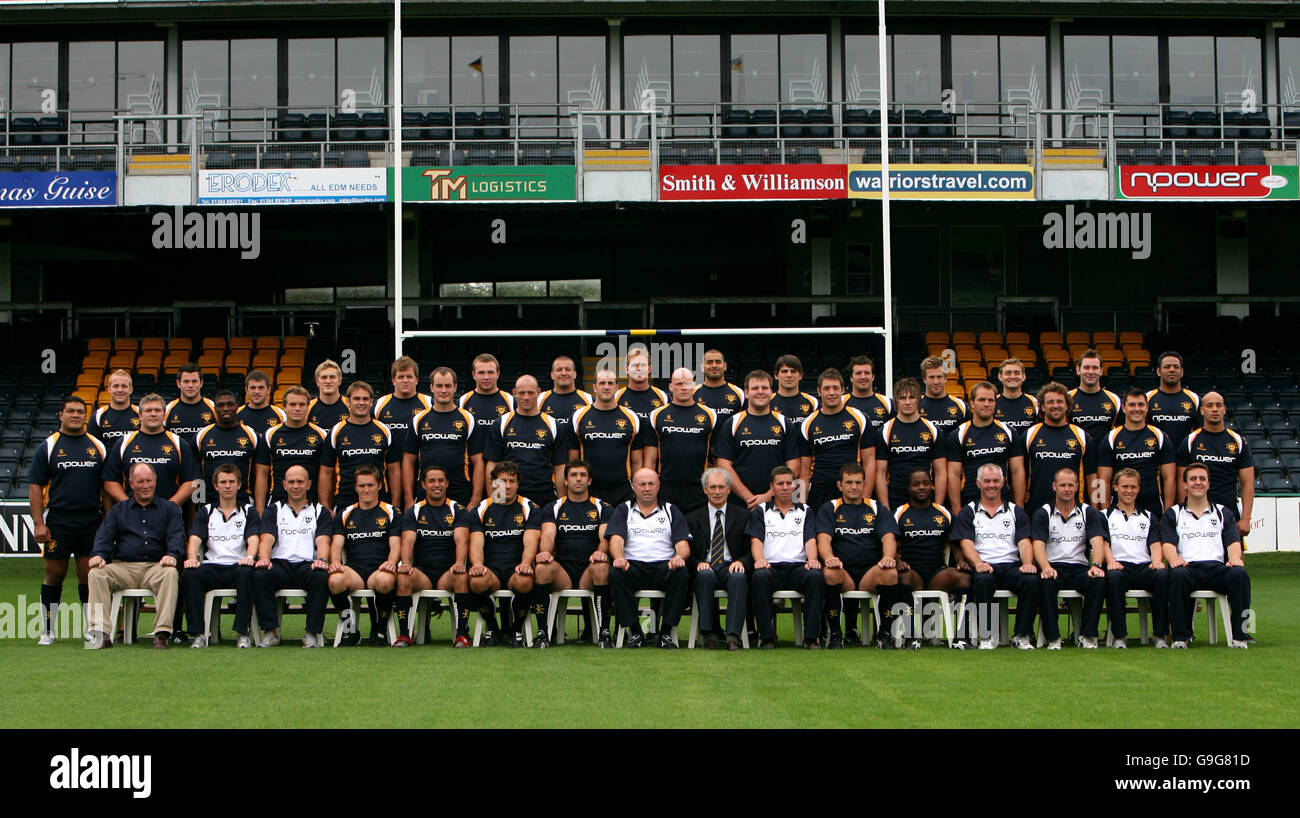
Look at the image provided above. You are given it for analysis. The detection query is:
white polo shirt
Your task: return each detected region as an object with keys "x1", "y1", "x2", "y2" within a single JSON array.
[
  {"x1": 607, "y1": 502, "x2": 690, "y2": 562},
  {"x1": 1162, "y1": 503, "x2": 1238, "y2": 563},
  {"x1": 953, "y1": 501, "x2": 1030, "y2": 565},
  {"x1": 264, "y1": 501, "x2": 330, "y2": 563},
  {"x1": 746, "y1": 502, "x2": 813, "y2": 564},
  {"x1": 1104, "y1": 506, "x2": 1160, "y2": 565},
  {"x1": 195, "y1": 502, "x2": 258, "y2": 566}
]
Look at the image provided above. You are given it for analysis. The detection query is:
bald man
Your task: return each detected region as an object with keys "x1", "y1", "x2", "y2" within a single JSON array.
[
  {"x1": 647, "y1": 367, "x2": 716, "y2": 514},
  {"x1": 606, "y1": 468, "x2": 692, "y2": 648},
  {"x1": 484, "y1": 374, "x2": 569, "y2": 505},
  {"x1": 1176, "y1": 391, "x2": 1254, "y2": 540}
]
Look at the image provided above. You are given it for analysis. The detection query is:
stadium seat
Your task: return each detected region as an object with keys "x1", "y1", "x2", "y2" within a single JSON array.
[
  {"x1": 945, "y1": 382, "x2": 967, "y2": 398},
  {"x1": 228, "y1": 337, "x2": 254, "y2": 352},
  {"x1": 1104, "y1": 590, "x2": 1155, "y2": 646},
  {"x1": 1039, "y1": 331, "x2": 1063, "y2": 347},
  {"x1": 1189, "y1": 591, "x2": 1242, "y2": 647},
  {"x1": 978, "y1": 331, "x2": 1002, "y2": 347},
  {"x1": 472, "y1": 590, "x2": 535, "y2": 647},
  {"x1": 87, "y1": 338, "x2": 112, "y2": 354},
  {"x1": 168, "y1": 338, "x2": 193, "y2": 356},
  {"x1": 924, "y1": 331, "x2": 949, "y2": 347},
  {"x1": 1092, "y1": 331, "x2": 1116, "y2": 347},
  {"x1": 1065, "y1": 331, "x2": 1090, "y2": 346},
  {"x1": 840, "y1": 591, "x2": 882, "y2": 644},
  {"x1": 276, "y1": 367, "x2": 302, "y2": 386},
  {"x1": 332, "y1": 590, "x2": 399, "y2": 646},
  {"x1": 1005, "y1": 331, "x2": 1030, "y2": 346},
  {"x1": 548, "y1": 589, "x2": 600, "y2": 645},
  {"x1": 409, "y1": 589, "x2": 457, "y2": 645},
  {"x1": 952, "y1": 331, "x2": 976, "y2": 347},
  {"x1": 1119, "y1": 331, "x2": 1143, "y2": 347},
  {"x1": 201, "y1": 337, "x2": 225, "y2": 353}
]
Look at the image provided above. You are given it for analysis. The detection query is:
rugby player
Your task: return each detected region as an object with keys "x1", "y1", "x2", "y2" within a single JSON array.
[
  {"x1": 875, "y1": 377, "x2": 946, "y2": 510},
  {"x1": 1146, "y1": 351, "x2": 1200, "y2": 448},
  {"x1": 1101, "y1": 468, "x2": 1170, "y2": 649},
  {"x1": 195, "y1": 389, "x2": 258, "y2": 503},
  {"x1": 770, "y1": 354, "x2": 819, "y2": 427},
  {"x1": 799, "y1": 368, "x2": 874, "y2": 510},
  {"x1": 165, "y1": 363, "x2": 216, "y2": 448},
  {"x1": 459, "y1": 353, "x2": 515, "y2": 434},
  {"x1": 946, "y1": 381, "x2": 1021, "y2": 511},
  {"x1": 403, "y1": 366, "x2": 482, "y2": 508},
  {"x1": 328, "y1": 465, "x2": 400, "y2": 646},
  {"x1": 373, "y1": 356, "x2": 432, "y2": 493},
  {"x1": 467, "y1": 462, "x2": 542, "y2": 647},
  {"x1": 617, "y1": 346, "x2": 669, "y2": 423},
  {"x1": 539, "y1": 355, "x2": 591, "y2": 438},
  {"x1": 1069, "y1": 348, "x2": 1121, "y2": 497},
  {"x1": 103, "y1": 393, "x2": 199, "y2": 508},
  {"x1": 993, "y1": 357, "x2": 1038, "y2": 440},
  {"x1": 1176, "y1": 391, "x2": 1254, "y2": 539},
  {"x1": 534, "y1": 460, "x2": 612, "y2": 648},
  {"x1": 318, "y1": 381, "x2": 399, "y2": 510},
  {"x1": 1015, "y1": 382, "x2": 1087, "y2": 511},
  {"x1": 236, "y1": 370, "x2": 286, "y2": 433},
  {"x1": 648, "y1": 367, "x2": 715, "y2": 513},
  {"x1": 87, "y1": 369, "x2": 138, "y2": 449},
  {"x1": 749, "y1": 466, "x2": 823, "y2": 649},
  {"x1": 308, "y1": 359, "x2": 350, "y2": 432},
  {"x1": 714, "y1": 370, "x2": 801, "y2": 510},
  {"x1": 254, "y1": 385, "x2": 328, "y2": 512},
  {"x1": 393, "y1": 464, "x2": 472, "y2": 648},
  {"x1": 844, "y1": 355, "x2": 893, "y2": 436},
  {"x1": 1095, "y1": 388, "x2": 1175, "y2": 515},
  {"x1": 692, "y1": 348, "x2": 745, "y2": 427},
  {"x1": 254, "y1": 464, "x2": 331, "y2": 648},
  {"x1": 918, "y1": 355, "x2": 968, "y2": 441},
  {"x1": 484, "y1": 375, "x2": 567, "y2": 505},
  {"x1": 569, "y1": 368, "x2": 647, "y2": 505}
]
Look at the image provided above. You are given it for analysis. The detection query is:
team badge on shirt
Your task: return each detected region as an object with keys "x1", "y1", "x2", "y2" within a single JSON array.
[
  {"x1": 372, "y1": 434, "x2": 384, "y2": 445},
  {"x1": 587, "y1": 510, "x2": 599, "y2": 520},
  {"x1": 162, "y1": 445, "x2": 174, "y2": 455},
  {"x1": 771, "y1": 425, "x2": 781, "y2": 435},
  {"x1": 843, "y1": 420, "x2": 855, "y2": 431},
  {"x1": 307, "y1": 434, "x2": 318, "y2": 445},
  {"x1": 536, "y1": 429, "x2": 548, "y2": 440},
  {"x1": 696, "y1": 414, "x2": 707, "y2": 424},
  {"x1": 994, "y1": 433, "x2": 1006, "y2": 443},
  {"x1": 1024, "y1": 406, "x2": 1035, "y2": 417},
  {"x1": 514, "y1": 514, "x2": 524, "y2": 525},
  {"x1": 933, "y1": 514, "x2": 946, "y2": 526}
]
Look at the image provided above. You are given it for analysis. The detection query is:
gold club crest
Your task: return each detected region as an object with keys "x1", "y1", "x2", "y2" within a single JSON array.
[
  {"x1": 695, "y1": 414, "x2": 707, "y2": 424},
  {"x1": 85, "y1": 446, "x2": 97, "y2": 457},
  {"x1": 496, "y1": 406, "x2": 507, "y2": 415},
  {"x1": 444, "y1": 513, "x2": 455, "y2": 525},
  {"x1": 843, "y1": 420, "x2": 856, "y2": 431},
  {"x1": 994, "y1": 433, "x2": 1006, "y2": 443},
  {"x1": 513, "y1": 514, "x2": 524, "y2": 525},
  {"x1": 1066, "y1": 439, "x2": 1077, "y2": 449},
  {"x1": 237, "y1": 437, "x2": 249, "y2": 446},
  {"x1": 371, "y1": 434, "x2": 385, "y2": 445},
  {"x1": 770, "y1": 426, "x2": 782, "y2": 436},
  {"x1": 933, "y1": 515, "x2": 946, "y2": 526},
  {"x1": 587, "y1": 510, "x2": 598, "y2": 520},
  {"x1": 536, "y1": 429, "x2": 548, "y2": 440},
  {"x1": 920, "y1": 432, "x2": 932, "y2": 443},
  {"x1": 376, "y1": 516, "x2": 388, "y2": 527},
  {"x1": 307, "y1": 435, "x2": 319, "y2": 445},
  {"x1": 162, "y1": 445, "x2": 174, "y2": 455},
  {"x1": 453, "y1": 420, "x2": 465, "y2": 430}
]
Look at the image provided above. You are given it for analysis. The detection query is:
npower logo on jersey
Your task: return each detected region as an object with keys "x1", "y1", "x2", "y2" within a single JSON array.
[{"x1": 1117, "y1": 165, "x2": 1298, "y2": 199}]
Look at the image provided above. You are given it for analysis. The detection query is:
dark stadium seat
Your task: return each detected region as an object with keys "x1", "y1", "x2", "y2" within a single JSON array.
[
  {"x1": 948, "y1": 144, "x2": 973, "y2": 163},
  {"x1": 360, "y1": 112, "x2": 389, "y2": 141},
  {"x1": 804, "y1": 108, "x2": 833, "y2": 138},
  {"x1": 0, "y1": 155, "x2": 16, "y2": 173},
  {"x1": 305, "y1": 113, "x2": 328, "y2": 142},
  {"x1": 332, "y1": 113, "x2": 361, "y2": 141},
  {"x1": 402, "y1": 110, "x2": 427, "y2": 141},
  {"x1": 1279, "y1": 441, "x2": 1300, "y2": 459},
  {"x1": 278, "y1": 113, "x2": 308, "y2": 142},
  {"x1": 977, "y1": 143, "x2": 1001, "y2": 163},
  {"x1": 289, "y1": 150, "x2": 319, "y2": 168},
  {"x1": 478, "y1": 110, "x2": 508, "y2": 139},
  {"x1": 427, "y1": 112, "x2": 452, "y2": 140},
  {"x1": 454, "y1": 111, "x2": 481, "y2": 140},
  {"x1": 0, "y1": 447, "x2": 18, "y2": 466},
  {"x1": 843, "y1": 108, "x2": 877, "y2": 139},
  {"x1": 1000, "y1": 146, "x2": 1028, "y2": 164},
  {"x1": 785, "y1": 146, "x2": 821, "y2": 164},
  {"x1": 8, "y1": 117, "x2": 38, "y2": 147},
  {"x1": 1264, "y1": 476, "x2": 1295, "y2": 492},
  {"x1": 779, "y1": 109, "x2": 805, "y2": 139},
  {"x1": 683, "y1": 144, "x2": 715, "y2": 165}
]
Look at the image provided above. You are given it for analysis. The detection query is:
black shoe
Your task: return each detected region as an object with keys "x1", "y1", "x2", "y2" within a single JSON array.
[
  {"x1": 845, "y1": 627, "x2": 861, "y2": 645},
  {"x1": 339, "y1": 629, "x2": 362, "y2": 647},
  {"x1": 624, "y1": 633, "x2": 644, "y2": 649},
  {"x1": 645, "y1": 631, "x2": 659, "y2": 643},
  {"x1": 827, "y1": 634, "x2": 844, "y2": 650},
  {"x1": 759, "y1": 640, "x2": 776, "y2": 650},
  {"x1": 598, "y1": 629, "x2": 613, "y2": 649},
  {"x1": 726, "y1": 634, "x2": 741, "y2": 651},
  {"x1": 481, "y1": 631, "x2": 500, "y2": 647},
  {"x1": 577, "y1": 626, "x2": 592, "y2": 643},
  {"x1": 875, "y1": 635, "x2": 898, "y2": 650},
  {"x1": 369, "y1": 631, "x2": 388, "y2": 647},
  {"x1": 170, "y1": 633, "x2": 189, "y2": 646},
  {"x1": 703, "y1": 635, "x2": 718, "y2": 650},
  {"x1": 510, "y1": 632, "x2": 525, "y2": 648},
  {"x1": 803, "y1": 640, "x2": 822, "y2": 650},
  {"x1": 906, "y1": 638, "x2": 923, "y2": 650},
  {"x1": 533, "y1": 634, "x2": 550, "y2": 649},
  {"x1": 657, "y1": 633, "x2": 678, "y2": 649}
]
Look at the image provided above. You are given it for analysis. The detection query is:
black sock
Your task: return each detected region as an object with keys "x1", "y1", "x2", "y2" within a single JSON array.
[
  {"x1": 533, "y1": 583, "x2": 552, "y2": 636},
  {"x1": 393, "y1": 594, "x2": 412, "y2": 638},
  {"x1": 365, "y1": 596, "x2": 379, "y2": 633},
  {"x1": 510, "y1": 594, "x2": 529, "y2": 635},
  {"x1": 595, "y1": 585, "x2": 611, "y2": 634},
  {"x1": 331, "y1": 592, "x2": 351, "y2": 614},
  {"x1": 453, "y1": 593, "x2": 471, "y2": 637},
  {"x1": 376, "y1": 591, "x2": 395, "y2": 635},
  {"x1": 473, "y1": 593, "x2": 499, "y2": 633},
  {"x1": 824, "y1": 589, "x2": 842, "y2": 637},
  {"x1": 40, "y1": 584, "x2": 60, "y2": 635},
  {"x1": 843, "y1": 597, "x2": 860, "y2": 631}
]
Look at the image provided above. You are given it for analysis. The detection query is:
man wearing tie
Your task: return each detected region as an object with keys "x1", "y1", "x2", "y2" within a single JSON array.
[{"x1": 687, "y1": 468, "x2": 751, "y2": 650}]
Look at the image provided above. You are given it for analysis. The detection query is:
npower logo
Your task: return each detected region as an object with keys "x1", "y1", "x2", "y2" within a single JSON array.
[{"x1": 1117, "y1": 165, "x2": 1298, "y2": 199}]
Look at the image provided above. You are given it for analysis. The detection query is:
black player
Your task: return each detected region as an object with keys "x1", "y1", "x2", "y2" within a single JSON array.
[
  {"x1": 484, "y1": 374, "x2": 568, "y2": 505},
  {"x1": 236, "y1": 370, "x2": 286, "y2": 433},
  {"x1": 165, "y1": 363, "x2": 216, "y2": 449},
  {"x1": 799, "y1": 368, "x2": 875, "y2": 510},
  {"x1": 327, "y1": 465, "x2": 401, "y2": 646},
  {"x1": 692, "y1": 348, "x2": 745, "y2": 427},
  {"x1": 393, "y1": 464, "x2": 472, "y2": 648},
  {"x1": 569, "y1": 368, "x2": 647, "y2": 505},
  {"x1": 404, "y1": 366, "x2": 482, "y2": 509},
  {"x1": 254, "y1": 385, "x2": 328, "y2": 512},
  {"x1": 319, "y1": 380, "x2": 400, "y2": 511},
  {"x1": 467, "y1": 462, "x2": 542, "y2": 647},
  {"x1": 28, "y1": 396, "x2": 106, "y2": 645},
  {"x1": 648, "y1": 366, "x2": 716, "y2": 513},
  {"x1": 195, "y1": 389, "x2": 259, "y2": 502},
  {"x1": 88, "y1": 369, "x2": 139, "y2": 449},
  {"x1": 534, "y1": 460, "x2": 613, "y2": 648},
  {"x1": 893, "y1": 470, "x2": 968, "y2": 648},
  {"x1": 875, "y1": 377, "x2": 947, "y2": 509},
  {"x1": 713, "y1": 369, "x2": 801, "y2": 510},
  {"x1": 1146, "y1": 351, "x2": 1200, "y2": 448}
]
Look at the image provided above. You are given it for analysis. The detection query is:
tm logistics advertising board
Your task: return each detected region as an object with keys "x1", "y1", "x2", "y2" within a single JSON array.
[
  {"x1": 393, "y1": 166, "x2": 575, "y2": 201},
  {"x1": 1117, "y1": 165, "x2": 1299, "y2": 199}
]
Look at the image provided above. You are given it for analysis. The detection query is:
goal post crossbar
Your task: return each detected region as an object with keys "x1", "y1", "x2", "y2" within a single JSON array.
[{"x1": 400, "y1": 327, "x2": 888, "y2": 340}]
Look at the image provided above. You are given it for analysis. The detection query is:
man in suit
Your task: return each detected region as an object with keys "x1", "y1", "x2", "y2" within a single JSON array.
[{"x1": 687, "y1": 467, "x2": 751, "y2": 650}]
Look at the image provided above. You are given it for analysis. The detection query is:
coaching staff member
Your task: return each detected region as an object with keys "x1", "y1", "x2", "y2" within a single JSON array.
[
  {"x1": 607, "y1": 468, "x2": 692, "y2": 648},
  {"x1": 687, "y1": 467, "x2": 751, "y2": 650}
]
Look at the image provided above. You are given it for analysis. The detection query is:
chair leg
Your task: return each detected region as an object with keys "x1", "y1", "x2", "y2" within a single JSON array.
[
  {"x1": 548, "y1": 593, "x2": 562, "y2": 645},
  {"x1": 791, "y1": 600, "x2": 803, "y2": 647}
]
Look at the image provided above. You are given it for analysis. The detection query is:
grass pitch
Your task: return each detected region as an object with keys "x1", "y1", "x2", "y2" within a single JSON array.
[{"x1": 0, "y1": 555, "x2": 1296, "y2": 729}]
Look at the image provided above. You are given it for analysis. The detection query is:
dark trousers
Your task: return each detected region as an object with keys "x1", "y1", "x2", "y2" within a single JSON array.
[
  {"x1": 183, "y1": 563, "x2": 255, "y2": 636},
  {"x1": 660, "y1": 481, "x2": 706, "y2": 514},
  {"x1": 610, "y1": 560, "x2": 688, "y2": 636},
  {"x1": 1169, "y1": 561, "x2": 1252, "y2": 642},
  {"x1": 751, "y1": 562, "x2": 824, "y2": 642},
  {"x1": 1039, "y1": 562, "x2": 1105, "y2": 640},
  {"x1": 593, "y1": 481, "x2": 633, "y2": 507},
  {"x1": 970, "y1": 562, "x2": 1040, "y2": 639},
  {"x1": 806, "y1": 483, "x2": 839, "y2": 513},
  {"x1": 252, "y1": 559, "x2": 329, "y2": 634},
  {"x1": 693, "y1": 566, "x2": 749, "y2": 637},
  {"x1": 1105, "y1": 562, "x2": 1169, "y2": 639}
]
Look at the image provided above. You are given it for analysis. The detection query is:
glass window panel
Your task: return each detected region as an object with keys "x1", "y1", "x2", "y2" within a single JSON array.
[
  {"x1": 440, "y1": 282, "x2": 493, "y2": 298},
  {"x1": 550, "y1": 279, "x2": 601, "y2": 301},
  {"x1": 624, "y1": 35, "x2": 670, "y2": 111},
  {"x1": 843, "y1": 35, "x2": 882, "y2": 106},
  {"x1": 338, "y1": 37, "x2": 384, "y2": 111},
  {"x1": 510, "y1": 35, "x2": 556, "y2": 136},
  {"x1": 1000, "y1": 36, "x2": 1046, "y2": 110},
  {"x1": 183, "y1": 40, "x2": 228, "y2": 144},
  {"x1": 1112, "y1": 36, "x2": 1159, "y2": 103},
  {"x1": 672, "y1": 34, "x2": 719, "y2": 104},
  {"x1": 952, "y1": 35, "x2": 999, "y2": 135},
  {"x1": 288, "y1": 37, "x2": 335, "y2": 109},
  {"x1": 11, "y1": 42, "x2": 58, "y2": 114},
  {"x1": 730, "y1": 34, "x2": 777, "y2": 105},
  {"x1": 560, "y1": 36, "x2": 604, "y2": 140},
  {"x1": 1063, "y1": 35, "x2": 1110, "y2": 105},
  {"x1": 68, "y1": 42, "x2": 115, "y2": 141},
  {"x1": 496, "y1": 281, "x2": 547, "y2": 297},
  {"x1": 1169, "y1": 36, "x2": 1216, "y2": 106},
  {"x1": 1216, "y1": 36, "x2": 1261, "y2": 109},
  {"x1": 452, "y1": 36, "x2": 499, "y2": 109},
  {"x1": 1281, "y1": 37, "x2": 1300, "y2": 109},
  {"x1": 950, "y1": 225, "x2": 1005, "y2": 308},
  {"x1": 780, "y1": 34, "x2": 826, "y2": 104},
  {"x1": 118, "y1": 42, "x2": 164, "y2": 113},
  {"x1": 404, "y1": 36, "x2": 449, "y2": 107},
  {"x1": 230, "y1": 39, "x2": 276, "y2": 140},
  {"x1": 893, "y1": 35, "x2": 941, "y2": 104}
]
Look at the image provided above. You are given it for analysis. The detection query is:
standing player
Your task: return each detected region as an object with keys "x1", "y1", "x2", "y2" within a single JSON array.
[
  {"x1": 1095, "y1": 388, "x2": 1175, "y2": 515},
  {"x1": 484, "y1": 375, "x2": 568, "y2": 505},
  {"x1": 799, "y1": 368, "x2": 875, "y2": 511},
  {"x1": 770, "y1": 354, "x2": 819, "y2": 427},
  {"x1": 692, "y1": 348, "x2": 745, "y2": 427},
  {"x1": 749, "y1": 466, "x2": 824, "y2": 650},
  {"x1": 165, "y1": 363, "x2": 215, "y2": 449},
  {"x1": 459, "y1": 353, "x2": 516, "y2": 434},
  {"x1": 319, "y1": 381, "x2": 400, "y2": 511},
  {"x1": 617, "y1": 347, "x2": 669, "y2": 423},
  {"x1": 1069, "y1": 349, "x2": 1121, "y2": 498},
  {"x1": 893, "y1": 470, "x2": 967, "y2": 648},
  {"x1": 539, "y1": 355, "x2": 591, "y2": 439},
  {"x1": 327, "y1": 465, "x2": 400, "y2": 646},
  {"x1": 569, "y1": 368, "x2": 647, "y2": 505},
  {"x1": 1163, "y1": 463, "x2": 1252, "y2": 649},
  {"x1": 994, "y1": 358, "x2": 1038, "y2": 441},
  {"x1": 309, "y1": 359, "x2": 350, "y2": 432},
  {"x1": 1030, "y1": 468, "x2": 1107, "y2": 649},
  {"x1": 183, "y1": 464, "x2": 259, "y2": 648},
  {"x1": 373, "y1": 356, "x2": 432, "y2": 461},
  {"x1": 237, "y1": 370, "x2": 286, "y2": 433},
  {"x1": 1102, "y1": 468, "x2": 1170, "y2": 649},
  {"x1": 946, "y1": 381, "x2": 1021, "y2": 511},
  {"x1": 844, "y1": 355, "x2": 893, "y2": 436},
  {"x1": 953, "y1": 464, "x2": 1038, "y2": 649},
  {"x1": 534, "y1": 460, "x2": 612, "y2": 648},
  {"x1": 918, "y1": 355, "x2": 968, "y2": 441},
  {"x1": 1146, "y1": 351, "x2": 1200, "y2": 449},
  {"x1": 1015, "y1": 382, "x2": 1087, "y2": 511},
  {"x1": 607, "y1": 468, "x2": 692, "y2": 649},
  {"x1": 648, "y1": 367, "x2": 715, "y2": 513},
  {"x1": 195, "y1": 390, "x2": 259, "y2": 502},
  {"x1": 467, "y1": 462, "x2": 542, "y2": 647},
  {"x1": 104, "y1": 393, "x2": 199, "y2": 507},
  {"x1": 88, "y1": 369, "x2": 139, "y2": 449},
  {"x1": 1176, "y1": 391, "x2": 1254, "y2": 540},
  {"x1": 254, "y1": 386, "x2": 328, "y2": 512},
  {"x1": 816, "y1": 463, "x2": 903, "y2": 649},
  {"x1": 404, "y1": 366, "x2": 482, "y2": 509},
  {"x1": 28, "y1": 396, "x2": 106, "y2": 644},
  {"x1": 713, "y1": 370, "x2": 801, "y2": 510},
  {"x1": 393, "y1": 464, "x2": 472, "y2": 648},
  {"x1": 254, "y1": 464, "x2": 331, "y2": 648},
  {"x1": 875, "y1": 377, "x2": 946, "y2": 510}
]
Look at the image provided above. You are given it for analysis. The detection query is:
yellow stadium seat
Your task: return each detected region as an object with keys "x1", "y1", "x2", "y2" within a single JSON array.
[
  {"x1": 926, "y1": 344, "x2": 947, "y2": 358},
  {"x1": 1067, "y1": 344, "x2": 1090, "y2": 361},
  {"x1": 255, "y1": 336, "x2": 281, "y2": 352},
  {"x1": 197, "y1": 353, "x2": 224, "y2": 372},
  {"x1": 1092, "y1": 331, "x2": 1116, "y2": 347},
  {"x1": 1119, "y1": 331, "x2": 1143, "y2": 347},
  {"x1": 1039, "y1": 331, "x2": 1063, "y2": 347},
  {"x1": 982, "y1": 347, "x2": 1009, "y2": 364},
  {"x1": 114, "y1": 338, "x2": 139, "y2": 354},
  {"x1": 139, "y1": 337, "x2": 166, "y2": 354},
  {"x1": 107, "y1": 353, "x2": 136, "y2": 370},
  {"x1": 228, "y1": 337, "x2": 254, "y2": 351},
  {"x1": 169, "y1": 337, "x2": 194, "y2": 355},
  {"x1": 924, "y1": 331, "x2": 949, "y2": 347},
  {"x1": 225, "y1": 351, "x2": 250, "y2": 375},
  {"x1": 273, "y1": 385, "x2": 291, "y2": 404},
  {"x1": 76, "y1": 372, "x2": 102, "y2": 389},
  {"x1": 952, "y1": 331, "x2": 976, "y2": 346},
  {"x1": 201, "y1": 337, "x2": 225, "y2": 353},
  {"x1": 945, "y1": 381, "x2": 967, "y2": 397},
  {"x1": 251, "y1": 351, "x2": 279, "y2": 371},
  {"x1": 277, "y1": 368, "x2": 303, "y2": 386},
  {"x1": 95, "y1": 390, "x2": 111, "y2": 407},
  {"x1": 977, "y1": 331, "x2": 1002, "y2": 347},
  {"x1": 1005, "y1": 331, "x2": 1030, "y2": 347},
  {"x1": 87, "y1": 338, "x2": 112, "y2": 354},
  {"x1": 283, "y1": 336, "x2": 308, "y2": 351},
  {"x1": 81, "y1": 354, "x2": 107, "y2": 371},
  {"x1": 75, "y1": 388, "x2": 98, "y2": 406}
]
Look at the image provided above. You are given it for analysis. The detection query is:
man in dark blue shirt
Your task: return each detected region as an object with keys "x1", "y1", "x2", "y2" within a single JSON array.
[
  {"x1": 713, "y1": 370, "x2": 801, "y2": 510},
  {"x1": 85, "y1": 463, "x2": 185, "y2": 649},
  {"x1": 1095, "y1": 388, "x2": 1175, "y2": 516},
  {"x1": 1177, "y1": 391, "x2": 1254, "y2": 541},
  {"x1": 195, "y1": 389, "x2": 259, "y2": 502},
  {"x1": 648, "y1": 367, "x2": 716, "y2": 513},
  {"x1": 946, "y1": 381, "x2": 1022, "y2": 510},
  {"x1": 483, "y1": 375, "x2": 568, "y2": 505}
]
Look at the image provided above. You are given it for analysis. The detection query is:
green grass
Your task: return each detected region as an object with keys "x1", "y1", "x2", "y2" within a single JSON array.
[{"x1": 1, "y1": 555, "x2": 1297, "y2": 728}]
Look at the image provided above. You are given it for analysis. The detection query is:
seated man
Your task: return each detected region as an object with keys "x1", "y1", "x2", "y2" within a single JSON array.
[
  {"x1": 1102, "y1": 467, "x2": 1170, "y2": 649},
  {"x1": 467, "y1": 461, "x2": 542, "y2": 647},
  {"x1": 687, "y1": 467, "x2": 751, "y2": 651},
  {"x1": 1163, "y1": 462, "x2": 1252, "y2": 649},
  {"x1": 184, "y1": 464, "x2": 260, "y2": 648},
  {"x1": 607, "y1": 468, "x2": 692, "y2": 649},
  {"x1": 535, "y1": 460, "x2": 613, "y2": 648},
  {"x1": 394, "y1": 464, "x2": 472, "y2": 648},
  {"x1": 1030, "y1": 467, "x2": 1107, "y2": 650},
  {"x1": 893, "y1": 469, "x2": 968, "y2": 649},
  {"x1": 86, "y1": 463, "x2": 184, "y2": 650},
  {"x1": 749, "y1": 466, "x2": 824, "y2": 650},
  {"x1": 328, "y1": 465, "x2": 400, "y2": 646},
  {"x1": 254, "y1": 464, "x2": 332, "y2": 648},
  {"x1": 816, "y1": 463, "x2": 903, "y2": 650},
  {"x1": 953, "y1": 463, "x2": 1038, "y2": 650}
]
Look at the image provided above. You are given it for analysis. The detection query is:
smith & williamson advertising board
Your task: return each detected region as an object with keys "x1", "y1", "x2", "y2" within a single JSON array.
[{"x1": 659, "y1": 164, "x2": 847, "y2": 200}]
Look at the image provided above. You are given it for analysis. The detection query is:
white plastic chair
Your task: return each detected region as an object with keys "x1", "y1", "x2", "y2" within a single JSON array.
[
  {"x1": 1191, "y1": 590, "x2": 1238, "y2": 647},
  {"x1": 687, "y1": 589, "x2": 749, "y2": 649},
  {"x1": 411, "y1": 589, "x2": 457, "y2": 645},
  {"x1": 201, "y1": 587, "x2": 240, "y2": 643},
  {"x1": 841, "y1": 590, "x2": 882, "y2": 645},
  {"x1": 547, "y1": 589, "x2": 597, "y2": 645},
  {"x1": 615, "y1": 590, "x2": 677, "y2": 647},
  {"x1": 108, "y1": 589, "x2": 157, "y2": 644},
  {"x1": 471, "y1": 589, "x2": 535, "y2": 647},
  {"x1": 332, "y1": 589, "x2": 399, "y2": 646},
  {"x1": 1104, "y1": 589, "x2": 1154, "y2": 646}
]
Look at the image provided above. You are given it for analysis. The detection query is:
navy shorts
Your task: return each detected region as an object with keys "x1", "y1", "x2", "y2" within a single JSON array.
[{"x1": 43, "y1": 512, "x2": 101, "y2": 560}]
